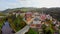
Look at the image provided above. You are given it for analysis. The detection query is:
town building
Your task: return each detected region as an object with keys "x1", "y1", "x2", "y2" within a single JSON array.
[{"x1": 25, "y1": 12, "x2": 32, "y2": 24}]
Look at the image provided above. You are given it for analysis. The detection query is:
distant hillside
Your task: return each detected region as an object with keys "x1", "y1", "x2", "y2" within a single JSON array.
[
  {"x1": 45, "y1": 7, "x2": 60, "y2": 21},
  {"x1": 1, "y1": 7, "x2": 38, "y2": 13},
  {"x1": 0, "y1": 7, "x2": 60, "y2": 21}
]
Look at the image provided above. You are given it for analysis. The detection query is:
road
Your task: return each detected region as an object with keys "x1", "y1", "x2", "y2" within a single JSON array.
[
  {"x1": 15, "y1": 17, "x2": 35, "y2": 34},
  {"x1": 15, "y1": 25, "x2": 30, "y2": 34}
]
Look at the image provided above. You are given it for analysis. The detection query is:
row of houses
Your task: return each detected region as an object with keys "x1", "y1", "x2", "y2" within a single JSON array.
[{"x1": 6, "y1": 11, "x2": 25, "y2": 17}]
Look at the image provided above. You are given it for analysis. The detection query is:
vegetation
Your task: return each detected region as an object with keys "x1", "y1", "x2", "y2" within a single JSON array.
[
  {"x1": 25, "y1": 28, "x2": 38, "y2": 34},
  {"x1": 7, "y1": 14, "x2": 27, "y2": 32},
  {"x1": 0, "y1": 13, "x2": 5, "y2": 16},
  {"x1": 1, "y1": 7, "x2": 60, "y2": 21},
  {"x1": 41, "y1": 20, "x2": 54, "y2": 34},
  {"x1": 0, "y1": 7, "x2": 60, "y2": 34},
  {"x1": 13, "y1": 15, "x2": 26, "y2": 31},
  {"x1": 0, "y1": 14, "x2": 27, "y2": 34},
  {"x1": 0, "y1": 17, "x2": 6, "y2": 34}
]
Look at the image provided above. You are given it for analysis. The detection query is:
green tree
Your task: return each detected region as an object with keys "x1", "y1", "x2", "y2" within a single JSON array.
[
  {"x1": 14, "y1": 15, "x2": 26, "y2": 31},
  {"x1": 25, "y1": 28, "x2": 38, "y2": 34}
]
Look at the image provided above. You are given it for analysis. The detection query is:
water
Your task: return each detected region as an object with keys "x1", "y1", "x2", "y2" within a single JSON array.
[{"x1": 1, "y1": 21, "x2": 14, "y2": 34}]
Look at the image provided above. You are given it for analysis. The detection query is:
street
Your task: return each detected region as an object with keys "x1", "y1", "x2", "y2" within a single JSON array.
[{"x1": 15, "y1": 25, "x2": 30, "y2": 34}]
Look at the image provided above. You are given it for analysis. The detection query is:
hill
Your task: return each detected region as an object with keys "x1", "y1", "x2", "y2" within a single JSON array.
[{"x1": 0, "y1": 7, "x2": 60, "y2": 21}]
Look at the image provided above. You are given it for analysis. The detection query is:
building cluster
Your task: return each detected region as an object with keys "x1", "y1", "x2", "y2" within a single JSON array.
[
  {"x1": 6, "y1": 11, "x2": 25, "y2": 17},
  {"x1": 3, "y1": 11, "x2": 60, "y2": 31},
  {"x1": 24, "y1": 12, "x2": 60, "y2": 30}
]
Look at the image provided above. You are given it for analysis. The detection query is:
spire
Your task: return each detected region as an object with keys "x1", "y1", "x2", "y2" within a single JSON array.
[{"x1": 42, "y1": 11, "x2": 43, "y2": 14}]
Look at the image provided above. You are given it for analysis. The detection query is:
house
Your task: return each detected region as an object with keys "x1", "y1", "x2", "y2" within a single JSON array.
[
  {"x1": 46, "y1": 14, "x2": 52, "y2": 21},
  {"x1": 25, "y1": 12, "x2": 32, "y2": 18},
  {"x1": 40, "y1": 13, "x2": 46, "y2": 21},
  {"x1": 33, "y1": 12, "x2": 40, "y2": 17},
  {"x1": 30, "y1": 16, "x2": 41, "y2": 28},
  {"x1": 25, "y1": 12, "x2": 32, "y2": 22}
]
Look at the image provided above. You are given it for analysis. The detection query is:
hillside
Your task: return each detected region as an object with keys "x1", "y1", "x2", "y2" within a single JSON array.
[
  {"x1": 0, "y1": 7, "x2": 60, "y2": 21},
  {"x1": 1, "y1": 7, "x2": 38, "y2": 13},
  {"x1": 45, "y1": 7, "x2": 60, "y2": 21}
]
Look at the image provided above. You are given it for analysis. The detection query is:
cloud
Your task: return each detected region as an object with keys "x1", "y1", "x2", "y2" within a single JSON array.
[
  {"x1": 16, "y1": 0, "x2": 60, "y2": 8},
  {"x1": 0, "y1": 0, "x2": 60, "y2": 10}
]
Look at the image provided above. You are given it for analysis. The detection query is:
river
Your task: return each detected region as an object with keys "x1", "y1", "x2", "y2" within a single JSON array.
[{"x1": 1, "y1": 21, "x2": 14, "y2": 34}]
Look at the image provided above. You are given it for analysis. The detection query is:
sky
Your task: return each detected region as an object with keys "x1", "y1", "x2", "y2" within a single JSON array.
[{"x1": 0, "y1": 0, "x2": 60, "y2": 10}]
